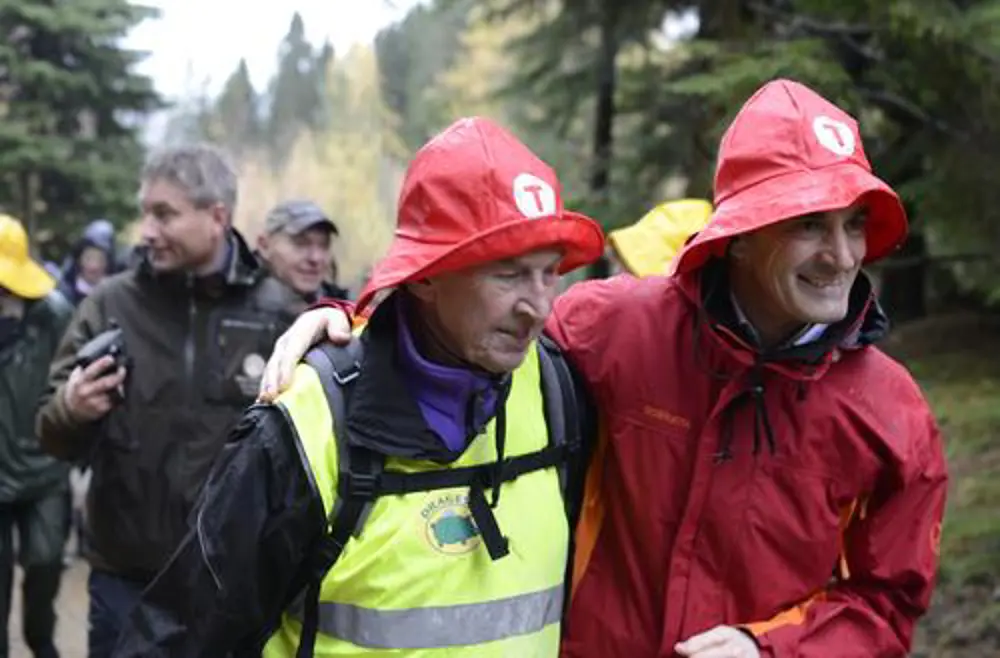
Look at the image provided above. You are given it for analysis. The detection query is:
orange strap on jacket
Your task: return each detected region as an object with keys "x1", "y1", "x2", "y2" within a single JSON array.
[{"x1": 571, "y1": 415, "x2": 609, "y2": 596}]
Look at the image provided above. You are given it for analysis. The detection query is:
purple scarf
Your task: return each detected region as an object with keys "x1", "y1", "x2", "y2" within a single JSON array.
[{"x1": 395, "y1": 303, "x2": 501, "y2": 452}]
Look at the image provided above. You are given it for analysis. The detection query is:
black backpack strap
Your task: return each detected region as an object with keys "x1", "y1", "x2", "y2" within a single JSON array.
[
  {"x1": 537, "y1": 335, "x2": 584, "y2": 521},
  {"x1": 374, "y1": 447, "x2": 565, "y2": 495},
  {"x1": 537, "y1": 334, "x2": 587, "y2": 628},
  {"x1": 295, "y1": 340, "x2": 383, "y2": 658}
]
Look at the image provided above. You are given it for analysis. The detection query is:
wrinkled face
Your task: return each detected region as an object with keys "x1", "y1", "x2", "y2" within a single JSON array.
[
  {"x1": 729, "y1": 205, "x2": 867, "y2": 344},
  {"x1": 258, "y1": 227, "x2": 332, "y2": 296},
  {"x1": 138, "y1": 178, "x2": 227, "y2": 274},
  {"x1": 78, "y1": 246, "x2": 109, "y2": 286},
  {"x1": 410, "y1": 249, "x2": 563, "y2": 374}
]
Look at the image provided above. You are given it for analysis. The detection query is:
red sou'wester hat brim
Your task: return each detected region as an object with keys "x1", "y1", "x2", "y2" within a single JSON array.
[
  {"x1": 672, "y1": 161, "x2": 907, "y2": 276},
  {"x1": 356, "y1": 210, "x2": 604, "y2": 313}
]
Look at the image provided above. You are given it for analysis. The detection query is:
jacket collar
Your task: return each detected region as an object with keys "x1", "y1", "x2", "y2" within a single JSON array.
[{"x1": 136, "y1": 229, "x2": 263, "y2": 291}]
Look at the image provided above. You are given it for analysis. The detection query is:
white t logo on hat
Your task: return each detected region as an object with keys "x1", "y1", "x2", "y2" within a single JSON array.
[
  {"x1": 812, "y1": 116, "x2": 856, "y2": 157},
  {"x1": 513, "y1": 173, "x2": 557, "y2": 219}
]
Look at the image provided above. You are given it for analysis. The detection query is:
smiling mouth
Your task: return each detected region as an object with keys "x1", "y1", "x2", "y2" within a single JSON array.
[{"x1": 798, "y1": 275, "x2": 848, "y2": 289}]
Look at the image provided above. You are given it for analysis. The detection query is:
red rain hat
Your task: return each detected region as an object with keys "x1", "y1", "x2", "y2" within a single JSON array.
[
  {"x1": 357, "y1": 117, "x2": 604, "y2": 312},
  {"x1": 672, "y1": 79, "x2": 908, "y2": 275}
]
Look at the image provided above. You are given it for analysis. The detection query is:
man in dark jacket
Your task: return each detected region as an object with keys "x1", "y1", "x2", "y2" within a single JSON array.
[
  {"x1": 0, "y1": 215, "x2": 74, "y2": 658},
  {"x1": 35, "y1": 143, "x2": 304, "y2": 658}
]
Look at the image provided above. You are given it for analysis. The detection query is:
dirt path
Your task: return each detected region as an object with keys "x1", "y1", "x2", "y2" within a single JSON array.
[{"x1": 8, "y1": 559, "x2": 88, "y2": 658}]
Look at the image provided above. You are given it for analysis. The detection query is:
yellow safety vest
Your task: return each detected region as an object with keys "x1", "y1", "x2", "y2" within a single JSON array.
[{"x1": 264, "y1": 342, "x2": 569, "y2": 657}]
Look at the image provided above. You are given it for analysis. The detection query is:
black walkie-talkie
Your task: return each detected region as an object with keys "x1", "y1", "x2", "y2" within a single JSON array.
[{"x1": 75, "y1": 320, "x2": 130, "y2": 381}]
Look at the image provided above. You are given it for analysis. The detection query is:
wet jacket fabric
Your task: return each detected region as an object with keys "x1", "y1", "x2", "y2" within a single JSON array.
[
  {"x1": 0, "y1": 291, "x2": 73, "y2": 503},
  {"x1": 549, "y1": 267, "x2": 946, "y2": 657},
  {"x1": 35, "y1": 230, "x2": 304, "y2": 579}
]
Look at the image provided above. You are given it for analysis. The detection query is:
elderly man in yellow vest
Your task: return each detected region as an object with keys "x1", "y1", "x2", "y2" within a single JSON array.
[{"x1": 112, "y1": 117, "x2": 604, "y2": 658}]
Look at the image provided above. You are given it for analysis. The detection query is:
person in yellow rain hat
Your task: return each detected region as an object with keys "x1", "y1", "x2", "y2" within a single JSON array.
[
  {"x1": 0, "y1": 214, "x2": 75, "y2": 658},
  {"x1": 606, "y1": 199, "x2": 713, "y2": 277},
  {"x1": 0, "y1": 214, "x2": 59, "y2": 299}
]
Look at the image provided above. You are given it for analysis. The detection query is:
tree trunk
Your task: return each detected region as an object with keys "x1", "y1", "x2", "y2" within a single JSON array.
[
  {"x1": 589, "y1": 5, "x2": 619, "y2": 279},
  {"x1": 590, "y1": 14, "x2": 617, "y2": 201},
  {"x1": 19, "y1": 170, "x2": 37, "y2": 238},
  {"x1": 878, "y1": 228, "x2": 928, "y2": 322}
]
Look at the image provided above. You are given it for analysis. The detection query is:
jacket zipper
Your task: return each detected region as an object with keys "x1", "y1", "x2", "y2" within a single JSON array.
[{"x1": 185, "y1": 275, "x2": 197, "y2": 403}]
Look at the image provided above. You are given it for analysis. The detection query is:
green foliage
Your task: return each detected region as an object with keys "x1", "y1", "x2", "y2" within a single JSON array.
[
  {"x1": 264, "y1": 12, "x2": 333, "y2": 167},
  {"x1": 206, "y1": 59, "x2": 260, "y2": 159},
  {"x1": 0, "y1": 0, "x2": 162, "y2": 239},
  {"x1": 373, "y1": 0, "x2": 474, "y2": 151},
  {"x1": 233, "y1": 47, "x2": 403, "y2": 288},
  {"x1": 154, "y1": 0, "x2": 1000, "y2": 297},
  {"x1": 904, "y1": 348, "x2": 1000, "y2": 586}
]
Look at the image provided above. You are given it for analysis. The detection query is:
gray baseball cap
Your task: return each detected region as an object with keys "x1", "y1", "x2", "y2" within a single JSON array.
[{"x1": 264, "y1": 200, "x2": 338, "y2": 236}]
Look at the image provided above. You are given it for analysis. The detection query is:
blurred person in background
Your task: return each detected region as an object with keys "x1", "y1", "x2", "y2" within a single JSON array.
[
  {"x1": 57, "y1": 219, "x2": 119, "y2": 307},
  {"x1": 0, "y1": 215, "x2": 74, "y2": 658},
  {"x1": 56, "y1": 218, "x2": 122, "y2": 561},
  {"x1": 606, "y1": 199, "x2": 713, "y2": 277},
  {"x1": 257, "y1": 200, "x2": 349, "y2": 303}
]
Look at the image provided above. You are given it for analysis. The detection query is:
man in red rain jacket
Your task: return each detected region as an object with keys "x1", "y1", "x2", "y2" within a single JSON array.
[{"x1": 260, "y1": 79, "x2": 948, "y2": 658}]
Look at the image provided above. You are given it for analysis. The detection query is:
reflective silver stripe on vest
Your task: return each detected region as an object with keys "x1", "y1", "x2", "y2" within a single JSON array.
[{"x1": 297, "y1": 585, "x2": 564, "y2": 649}]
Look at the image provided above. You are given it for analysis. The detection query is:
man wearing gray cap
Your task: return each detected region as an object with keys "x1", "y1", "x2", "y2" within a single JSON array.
[{"x1": 256, "y1": 200, "x2": 349, "y2": 302}]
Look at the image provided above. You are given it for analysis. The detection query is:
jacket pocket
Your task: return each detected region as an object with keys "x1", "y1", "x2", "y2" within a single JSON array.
[
  {"x1": 203, "y1": 310, "x2": 282, "y2": 407},
  {"x1": 725, "y1": 462, "x2": 842, "y2": 622}
]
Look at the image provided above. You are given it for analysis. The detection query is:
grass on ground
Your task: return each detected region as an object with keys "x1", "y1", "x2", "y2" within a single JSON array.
[{"x1": 888, "y1": 313, "x2": 1000, "y2": 654}]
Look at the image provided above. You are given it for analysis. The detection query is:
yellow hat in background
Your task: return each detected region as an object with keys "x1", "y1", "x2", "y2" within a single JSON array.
[
  {"x1": 0, "y1": 214, "x2": 56, "y2": 299},
  {"x1": 608, "y1": 199, "x2": 713, "y2": 277}
]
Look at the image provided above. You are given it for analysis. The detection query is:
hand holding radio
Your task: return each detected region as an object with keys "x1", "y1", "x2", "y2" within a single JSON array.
[{"x1": 65, "y1": 322, "x2": 130, "y2": 423}]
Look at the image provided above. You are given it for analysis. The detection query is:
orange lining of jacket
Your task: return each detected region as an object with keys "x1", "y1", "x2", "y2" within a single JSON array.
[{"x1": 571, "y1": 415, "x2": 609, "y2": 596}]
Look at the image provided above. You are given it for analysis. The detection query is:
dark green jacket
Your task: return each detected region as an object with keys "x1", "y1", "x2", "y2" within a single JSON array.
[
  {"x1": 0, "y1": 291, "x2": 74, "y2": 503},
  {"x1": 35, "y1": 229, "x2": 306, "y2": 579}
]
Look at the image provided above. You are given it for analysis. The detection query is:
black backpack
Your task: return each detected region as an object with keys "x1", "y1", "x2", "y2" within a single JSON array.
[{"x1": 287, "y1": 335, "x2": 587, "y2": 657}]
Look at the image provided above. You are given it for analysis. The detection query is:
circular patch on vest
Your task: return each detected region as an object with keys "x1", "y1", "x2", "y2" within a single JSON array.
[
  {"x1": 242, "y1": 353, "x2": 267, "y2": 379},
  {"x1": 421, "y1": 492, "x2": 482, "y2": 555}
]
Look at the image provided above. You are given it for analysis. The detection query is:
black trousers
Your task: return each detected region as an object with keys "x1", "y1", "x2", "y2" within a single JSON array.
[{"x1": 0, "y1": 488, "x2": 69, "y2": 658}]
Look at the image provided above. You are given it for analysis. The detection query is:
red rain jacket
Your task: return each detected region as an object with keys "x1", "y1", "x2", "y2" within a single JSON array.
[{"x1": 548, "y1": 272, "x2": 946, "y2": 657}]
